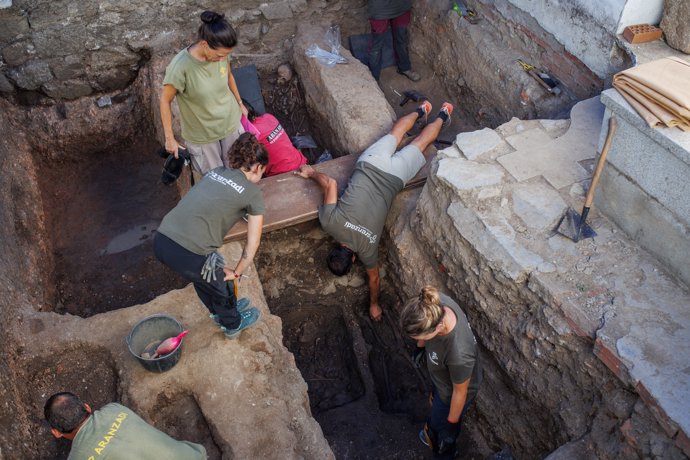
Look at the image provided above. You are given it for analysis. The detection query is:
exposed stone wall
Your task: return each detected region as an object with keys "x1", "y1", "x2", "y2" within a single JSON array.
[
  {"x1": 382, "y1": 169, "x2": 686, "y2": 458},
  {"x1": 0, "y1": 0, "x2": 367, "y2": 103}
]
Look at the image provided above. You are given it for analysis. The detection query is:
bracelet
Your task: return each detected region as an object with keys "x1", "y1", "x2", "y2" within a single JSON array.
[{"x1": 234, "y1": 272, "x2": 240, "y2": 279}]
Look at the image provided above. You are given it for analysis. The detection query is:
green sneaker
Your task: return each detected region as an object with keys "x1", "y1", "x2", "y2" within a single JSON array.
[
  {"x1": 220, "y1": 307, "x2": 261, "y2": 339},
  {"x1": 209, "y1": 298, "x2": 251, "y2": 325}
]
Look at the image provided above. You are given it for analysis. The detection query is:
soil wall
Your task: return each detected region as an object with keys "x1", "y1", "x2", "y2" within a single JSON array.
[{"x1": 407, "y1": 0, "x2": 621, "y2": 127}]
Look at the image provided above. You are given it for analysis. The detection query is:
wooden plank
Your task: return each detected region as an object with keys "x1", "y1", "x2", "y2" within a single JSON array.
[{"x1": 224, "y1": 152, "x2": 431, "y2": 243}]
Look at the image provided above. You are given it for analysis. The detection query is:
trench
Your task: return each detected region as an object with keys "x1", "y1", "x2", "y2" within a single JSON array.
[
  {"x1": 15, "y1": 41, "x2": 557, "y2": 459},
  {"x1": 255, "y1": 222, "x2": 491, "y2": 459}
]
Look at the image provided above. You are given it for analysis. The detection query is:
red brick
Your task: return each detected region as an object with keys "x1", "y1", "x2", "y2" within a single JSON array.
[
  {"x1": 619, "y1": 418, "x2": 637, "y2": 448},
  {"x1": 593, "y1": 338, "x2": 627, "y2": 381},
  {"x1": 635, "y1": 382, "x2": 679, "y2": 438},
  {"x1": 675, "y1": 429, "x2": 690, "y2": 458}
]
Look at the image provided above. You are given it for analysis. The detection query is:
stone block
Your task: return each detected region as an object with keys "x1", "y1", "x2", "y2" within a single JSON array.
[
  {"x1": 259, "y1": 2, "x2": 293, "y2": 20},
  {"x1": 42, "y1": 79, "x2": 92, "y2": 100},
  {"x1": 49, "y1": 55, "x2": 84, "y2": 81},
  {"x1": 7, "y1": 60, "x2": 52, "y2": 90},
  {"x1": 660, "y1": 0, "x2": 690, "y2": 54},
  {"x1": 239, "y1": 22, "x2": 263, "y2": 43},
  {"x1": 511, "y1": 181, "x2": 567, "y2": 231},
  {"x1": 0, "y1": 9, "x2": 29, "y2": 43},
  {"x1": 539, "y1": 119, "x2": 570, "y2": 137},
  {"x1": 291, "y1": 23, "x2": 394, "y2": 155},
  {"x1": 446, "y1": 202, "x2": 543, "y2": 282},
  {"x1": 2, "y1": 40, "x2": 33, "y2": 66},
  {"x1": 597, "y1": 90, "x2": 690, "y2": 286},
  {"x1": 495, "y1": 117, "x2": 543, "y2": 137},
  {"x1": 436, "y1": 158, "x2": 504, "y2": 191},
  {"x1": 455, "y1": 127, "x2": 504, "y2": 160},
  {"x1": 0, "y1": 70, "x2": 14, "y2": 92},
  {"x1": 437, "y1": 145, "x2": 461, "y2": 159},
  {"x1": 290, "y1": 0, "x2": 308, "y2": 14}
]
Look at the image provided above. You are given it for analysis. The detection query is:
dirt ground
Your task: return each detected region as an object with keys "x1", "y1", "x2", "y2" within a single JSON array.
[
  {"x1": 255, "y1": 223, "x2": 490, "y2": 459},
  {"x1": 37, "y1": 136, "x2": 188, "y2": 316}
]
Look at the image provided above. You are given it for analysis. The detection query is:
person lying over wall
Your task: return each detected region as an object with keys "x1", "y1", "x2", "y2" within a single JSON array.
[{"x1": 296, "y1": 100, "x2": 453, "y2": 321}]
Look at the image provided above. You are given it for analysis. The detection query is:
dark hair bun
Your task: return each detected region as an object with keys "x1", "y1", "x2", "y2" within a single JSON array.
[{"x1": 200, "y1": 11, "x2": 223, "y2": 24}]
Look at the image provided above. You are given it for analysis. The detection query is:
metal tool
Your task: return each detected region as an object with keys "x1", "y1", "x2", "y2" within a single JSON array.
[
  {"x1": 555, "y1": 116, "x2": 617, "y2": 242},
  {"x1": 517, "y1": 59, "x2": 561, "y2": 95},
  {"x1": 399, "y1": 90, "x2": 428, "y2": 106},
  {"x1": 452, "y1": 1, "x2": 480, "y2": 24}
]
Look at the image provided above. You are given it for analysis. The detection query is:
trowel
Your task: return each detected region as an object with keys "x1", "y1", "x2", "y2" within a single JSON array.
[{"x1": 555, "y1": 116, "x2": 617, "y2": 242}]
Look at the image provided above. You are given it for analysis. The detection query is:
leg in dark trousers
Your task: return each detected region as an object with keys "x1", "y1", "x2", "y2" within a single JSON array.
[
  {"x1": 368, "y1": 18, "x2": 390, "y2": 80},
  {"x1": 154, "y1": 232, "x2": 241, "y2": 329},
  {"x1": 428, "y1": 386, "x2": 474, "y2": 460},
  {"x1": 390, "y1": 11, "x2": 412, "y2": 72}
]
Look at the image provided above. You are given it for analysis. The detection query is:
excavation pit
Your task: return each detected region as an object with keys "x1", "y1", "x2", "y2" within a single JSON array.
[
  {"x1": 256, "y1": 222, "x2": 488, "y2": 459},
  {"x1": 36, "y1": 129, "x2": 188, "y2": 317}
]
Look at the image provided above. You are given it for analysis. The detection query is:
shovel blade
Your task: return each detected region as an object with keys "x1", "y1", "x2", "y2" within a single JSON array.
[{"x1": 555, "y1": 208, "x2": 596, "y2": 242}]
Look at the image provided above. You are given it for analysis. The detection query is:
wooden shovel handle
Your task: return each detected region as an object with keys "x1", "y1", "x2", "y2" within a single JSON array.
[{"x1": 585, "y1": 116, "x2": 617, "y2": 208}]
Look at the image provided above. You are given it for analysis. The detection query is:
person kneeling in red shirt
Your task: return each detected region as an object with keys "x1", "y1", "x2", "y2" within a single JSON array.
[{"x1": 243, "y1": 100, "x2": 307, "y2": 177}]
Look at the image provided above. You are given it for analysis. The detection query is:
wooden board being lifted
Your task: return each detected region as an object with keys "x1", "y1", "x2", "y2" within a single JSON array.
[{"x1": 224, "y1": 152, "x2": 431, "y2": 242}]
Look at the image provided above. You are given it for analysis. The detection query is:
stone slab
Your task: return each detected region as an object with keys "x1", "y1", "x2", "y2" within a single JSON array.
[
  {"x1": 292, "y1": 23, "x2": 395, "y2": 156},
  {"x1": 498, "y1": 97, "x2": 604, "y2": 189},
  {"x1": 436, "y1": 158, "x2": 504, "y2": 191},
  {"x1": 455, "y1": 127, "x2": 504, "y2": 160},
  {"x1": 511, "y1": 181, "x2": 567, "y2": 231},
  {"x1": 505, "y1": 127, "x2": 553, "y2": 152},
  {"x1": 446, "y1": 202, "x2": 542, "y2": 283}
]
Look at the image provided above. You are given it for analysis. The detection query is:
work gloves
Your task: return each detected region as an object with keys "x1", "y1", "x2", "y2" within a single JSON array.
[{"x1": 201, "y1": 252, "x2": 225, "y2": 282}]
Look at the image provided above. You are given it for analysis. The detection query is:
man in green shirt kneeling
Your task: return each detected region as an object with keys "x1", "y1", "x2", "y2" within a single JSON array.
[{"x1": 45, "y1": 392, "x2": 207, "y2": 460}]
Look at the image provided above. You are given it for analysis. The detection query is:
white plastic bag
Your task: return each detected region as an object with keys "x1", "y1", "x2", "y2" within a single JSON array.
[{"x1": 305, "y1": 25, "x2": 348, "y2": 68}]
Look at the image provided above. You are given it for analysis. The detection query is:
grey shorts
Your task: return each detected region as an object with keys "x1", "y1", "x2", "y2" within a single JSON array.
[
  {"x1": 186, "y1": 126, "x2": 245, "y2": 174},
  {"x1": 357, "y1": 134, "x2": 425, "y2": 184}
]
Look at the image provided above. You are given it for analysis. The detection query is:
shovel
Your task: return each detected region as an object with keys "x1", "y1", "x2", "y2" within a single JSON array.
[{"x1": 555, "y1": 116, "x2": 617, "y2": 242}]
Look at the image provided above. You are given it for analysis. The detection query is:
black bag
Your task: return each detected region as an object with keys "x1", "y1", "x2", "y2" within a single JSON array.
[{"x1": 157, "y1": 147, "x2": 192, "y2": 186}]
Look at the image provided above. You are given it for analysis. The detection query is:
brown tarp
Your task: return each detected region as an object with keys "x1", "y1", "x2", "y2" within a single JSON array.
[{"x1": 613, "y1": 57, "x2": 690, "y2": 132}]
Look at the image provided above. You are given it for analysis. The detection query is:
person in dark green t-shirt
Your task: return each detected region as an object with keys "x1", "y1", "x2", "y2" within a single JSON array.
[
  {"x1": 44, "y1": 392, "x2": 206, "y2": 460},
  {"x1": 155, "y1": 133, "x2": 268, "y2": 339},
  {"x1": 400, "y1": 286, "x2": 482, "y2": 460},
  {"x1": 160, "y1": 10, "x2": 247, "y2": 174},
  {"x1": 296, "y1": 101, "x2": 453, "y2": 322}
]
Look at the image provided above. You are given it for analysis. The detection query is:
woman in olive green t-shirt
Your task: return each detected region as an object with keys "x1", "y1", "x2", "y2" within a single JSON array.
[{"x1": 160, "y1": 10, "x2": 247, "y2": 174}]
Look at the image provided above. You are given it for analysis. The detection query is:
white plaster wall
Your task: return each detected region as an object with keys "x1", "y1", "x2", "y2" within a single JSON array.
[
  {"x1": 616, "y1": 0, "x2": 664, "y2": 33},
  {"x1": 507, "y1": 0, "x2": 625, "y2": 78}
]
